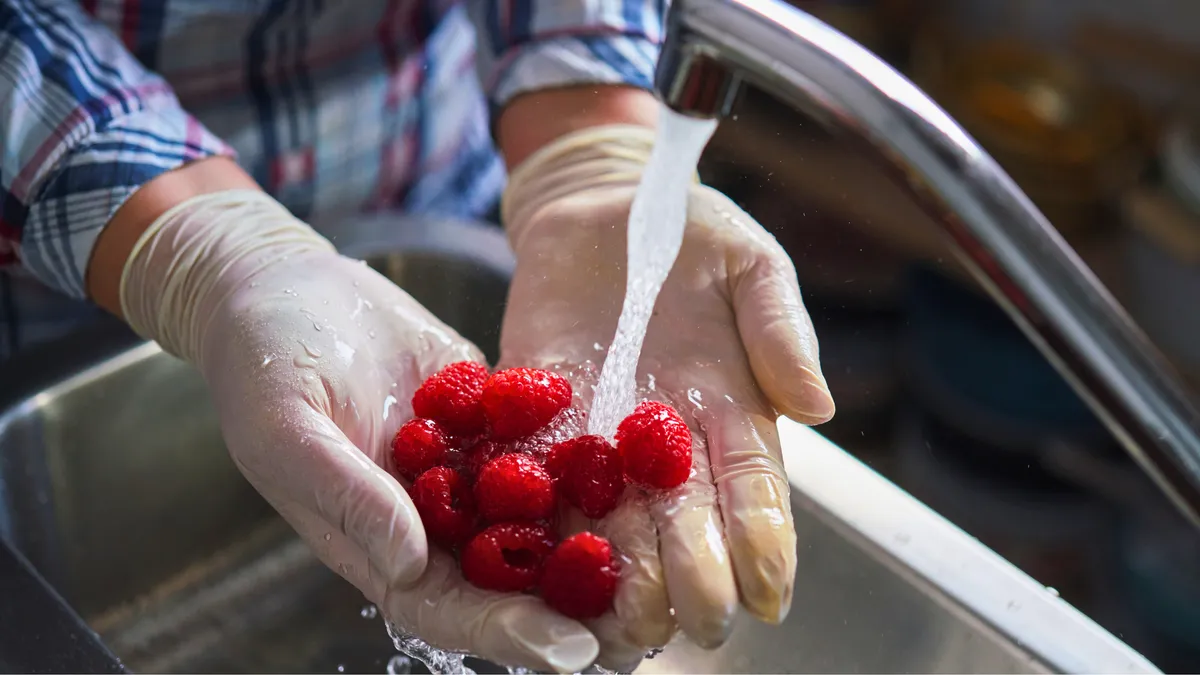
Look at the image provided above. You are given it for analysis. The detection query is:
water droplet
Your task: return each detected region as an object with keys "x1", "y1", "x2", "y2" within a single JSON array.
[
  {"x1": 261, "y1": 355, "x2": 276, "y2": 367},
  {"x1": 593, "y1": 342, "x2": 604, "y2": 352},
  {"x1": 249, "y1": 281, "x2": 259, "y2": 288},
  {"x1": 382, "y1": 394, "x2": 398, "y2": 420},
  {"x1": 368, "y1": 329, "x2": 377, "y2": 339},
  {"x1": 687, "y1": 388, "x2": 704, "y2": 408},
  {"x1": 386, "y1": 655, "x2": 413, "y2": 675},
  {"x1": 313, "y1": 322, "x2": 322, "y2": 332},
  {"x1": 303, "y1": 343, "x2": 323, "y2": 358},
  {"x1": 324, "y1": 532, "x2": 332, "y2": 541},
  {"x1": 1046, "y1": 586, "x2": 1060, "y2": 597},
  {"x1": 360, "y1": 604, "x2": 378, "y2": 619},
  {"x1": 336, "y1": 665, "x2": 345, "y2": 673}
]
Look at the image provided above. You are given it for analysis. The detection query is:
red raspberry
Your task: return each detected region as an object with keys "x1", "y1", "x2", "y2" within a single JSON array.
[
  {"x1": 540, "y1": 532, "x2": 620, "y2": 619},
  {"x1": 616, "y1": 401, "x2": 693, "y2": 489},
  {"x1": 461, "y1": 522, "x2": 556, "y2": 592},
  {"x1": 462, "y1": 440, "x2": 518, "y2": 481},
  {"x1": 412, "y1": 361, "x2": 489, "y2": 436},
  {"x1": 475, "y1": 453, "x2": 557, "y2": 523},
  {"x1": 548, "y1": 435, "x2": 625, "y2": 519},
  {"x1": 544, "y1": 441, "x2": 572, "y2": 482},
  {"x1": 410, "y1": 467, "x2": 477, "y2": 550},
  {"x1": 391, "y1": 418, "x2": 451, "y2": 481},
  {"x1": 480, "y1": 368, "x2": 572, "y2": 441}
]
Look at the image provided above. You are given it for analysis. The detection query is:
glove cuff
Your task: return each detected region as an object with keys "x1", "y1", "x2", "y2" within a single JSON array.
[
  {"x1": 120, "y1": 189, "x2": 335, "y2": 367},
  {"x1": 501, "y1": 124, "x2": 657, "y2": 241}
]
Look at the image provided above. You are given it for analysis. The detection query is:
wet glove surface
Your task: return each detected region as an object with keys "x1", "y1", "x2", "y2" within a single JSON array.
[{"x1": 499, "y1": 126, "x2": 836, "y2": 670}]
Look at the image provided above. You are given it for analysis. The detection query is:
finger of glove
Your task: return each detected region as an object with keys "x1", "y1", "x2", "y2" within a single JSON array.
[
  {"x1": 252, "y1": 406, "x2": 428, "y2": 588},
  {"x1": 733, "y1": 251, "x2": 835, "y2": 425},
  {"x1": 383, "y1": 549, "x2": 599, "y2": 674},
  {"x1": 592, "y1": 494, "x2": 675, "y2": 648},
  {"x1": 647, "y1": 427, "x2": 739, "y2": 648},
  {"x1": 707, "y1": 404, "x2": 797, "y2": 624},
  {"x1": 586, "y1": 612, "x2": 650, "y2": 673}
]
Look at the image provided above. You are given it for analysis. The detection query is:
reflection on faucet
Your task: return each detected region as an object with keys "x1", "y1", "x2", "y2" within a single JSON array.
[{"x1": 655, "y1": 0, "x2": 1200, "y2": 528}]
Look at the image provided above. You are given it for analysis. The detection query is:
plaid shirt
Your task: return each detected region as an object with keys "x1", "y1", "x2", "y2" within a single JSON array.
[{"x1": 0, "y1": 0, "x2": 665, "y2": 359}]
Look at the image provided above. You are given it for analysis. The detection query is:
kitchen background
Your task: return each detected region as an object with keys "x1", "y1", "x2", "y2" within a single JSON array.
[{"x1": 700, "y1": 0, "x2": 1200, "y2": 671}]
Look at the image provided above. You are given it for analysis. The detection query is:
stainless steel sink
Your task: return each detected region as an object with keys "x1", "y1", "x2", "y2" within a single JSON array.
[{"x1": 0, "y1": 218, "x2": 1158, "y2": 674}]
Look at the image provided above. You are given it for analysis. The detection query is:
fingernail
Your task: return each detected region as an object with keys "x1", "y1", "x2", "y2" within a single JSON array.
[
  {"x1": 803, "y1": 378, "x2": 836, "y2": 421},
  {"x1": 512, "y1": 613, "x2": 599, "y2": 673},
  {"x1": 730, "y1": 506, "x2": 797, "y2": 626}
]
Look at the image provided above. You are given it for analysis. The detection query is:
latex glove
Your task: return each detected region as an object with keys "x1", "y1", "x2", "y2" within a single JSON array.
[
  {"x1": 120, "y1": 190, "x2": 598, "y2": 673},
  {"x1": 500, "y1": 125, "x2": 835, "y2": 669}
]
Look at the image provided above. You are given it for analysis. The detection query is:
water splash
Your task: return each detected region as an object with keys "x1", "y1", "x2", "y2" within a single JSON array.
[
  {"x1": 361, "y1": 604, "x2": 378, "y2": 619},
  {"x1": 385, "y1": 621, "x2": 475, "y2": 675},
  {"x1": 386, "y1": 655, "x2": 413, "y2": 675},
  {"x1": 588, "y1": 106, "x2": 717, "y2": 439}
]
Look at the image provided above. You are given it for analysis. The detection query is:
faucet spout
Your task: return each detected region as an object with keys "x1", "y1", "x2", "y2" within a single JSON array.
[{"x1": 656, "y1": 0, "x2": 1200, "y2": 528}]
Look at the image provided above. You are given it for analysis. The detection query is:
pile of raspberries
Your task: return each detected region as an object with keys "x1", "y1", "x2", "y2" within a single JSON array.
[{"x1": 390, "y1": 361, "x2": 693, "y2": 620}]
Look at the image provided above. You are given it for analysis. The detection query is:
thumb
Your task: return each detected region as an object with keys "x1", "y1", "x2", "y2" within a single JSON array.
[
  {"x1": 733, "y1": 253, "x2": 836, "y2": 425},
  {"x1": 258, "y1": 409, "x2": 429, "y2": 589}
]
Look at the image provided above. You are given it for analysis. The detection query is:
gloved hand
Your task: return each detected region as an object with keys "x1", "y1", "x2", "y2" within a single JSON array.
[
  {"x1": 119, "y1": 190, "x2": 599, "y2": 673},
  {"x1": 500, "y1": 125, "x2": 835, "y2": 669}
]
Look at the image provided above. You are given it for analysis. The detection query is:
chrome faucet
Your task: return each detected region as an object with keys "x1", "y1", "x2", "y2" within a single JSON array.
[{"x1": 656, "y1": 0, "x2": 1200, "y2": 528}]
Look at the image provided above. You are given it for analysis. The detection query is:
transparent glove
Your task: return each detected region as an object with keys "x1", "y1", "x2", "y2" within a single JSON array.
[
  {"x1": 500, "y1": 126, "x2": 836, "y2": 669},
  {"x1": 120, "y1": 190, "x2": 598, "y2": 673}
]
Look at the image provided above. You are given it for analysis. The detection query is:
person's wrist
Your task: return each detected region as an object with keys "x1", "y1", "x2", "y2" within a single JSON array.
[
  {"x1": 86, "y1": 156, "x2": 261, "y2": 318},
  {"x1": 118, "y1": 189, "x2": 334, "y2": 367},
  {"x1": 496, "y1": 85, "x2": 660, "y2": 171}
]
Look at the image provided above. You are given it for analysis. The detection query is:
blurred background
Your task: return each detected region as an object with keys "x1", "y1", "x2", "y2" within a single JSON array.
[{"x1": 699, "y1": 0, "x2": 1200, "y2": 671}]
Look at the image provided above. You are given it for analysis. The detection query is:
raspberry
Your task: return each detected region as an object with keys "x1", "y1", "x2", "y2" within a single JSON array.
[
  {"x1": 391, "y1": 418, "x2": 451, "y2": 481},
  {"x1": 548, "y1": 435, "x2": 625, "y2": 519},
  {"x1": 544, "y1": 441, "x2": 572, "y2": 482},
  {"x1": 412, "y1": 361, "x2": 489, "y2": 436},
  {"x1": 616, "y1": 401, "x2": 693, "y2": 489},
  {"x1": 410, "y1": 467, "x2": 477, "y2": 550},
  {"x1": 475, "y1": 453, "x2": 557, "y2": 523},
  {"x1": 540, "y1": 532, "x2": 620, "y2": 619},
  {"x1": 480, "y1": 368, "x2": 572, "y2": 441},
  {"x1": 461, "y1": 522, "x2": 556, "y2": 592},
  {"x1": 463, "y1": 440, "x2": 518, "y2": 481}
]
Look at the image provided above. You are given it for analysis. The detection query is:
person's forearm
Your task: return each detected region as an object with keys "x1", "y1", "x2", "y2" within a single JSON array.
[
  {"x1": 85, "y1": 157, "x2": 260, "y2": 318},
  {"x1": 496, "y1": 86, "x2": 660, "y2": 171}
]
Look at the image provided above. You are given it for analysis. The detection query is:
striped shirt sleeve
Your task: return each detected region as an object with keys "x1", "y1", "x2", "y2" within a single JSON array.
[
  {"x1": 0, "y1": 0, "x2": 232, "y2": 300},
  {"x1": 466, "y1": 0, "x2": 667, "y2": 114}
]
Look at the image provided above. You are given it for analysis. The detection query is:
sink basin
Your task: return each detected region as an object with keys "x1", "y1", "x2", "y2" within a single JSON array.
[{"x1": 0, "y1": 219, "x2": 1158, "y2": 674}]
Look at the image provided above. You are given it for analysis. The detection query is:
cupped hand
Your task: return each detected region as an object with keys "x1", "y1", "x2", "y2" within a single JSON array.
[
  {"x1": 120, "y1": 190, "x2": 599, "y2": 673},
  {"x1": 499, "y1": 127, "x2": 835, "y2": 670}
]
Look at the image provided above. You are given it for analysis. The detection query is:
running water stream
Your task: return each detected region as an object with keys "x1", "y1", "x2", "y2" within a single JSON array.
[
  {"x1": 387, "y1": 104, "x2": 717, "y2": 674},
  {"x1": 586, "y1": 107, "x2": 719, "y2": 439}
]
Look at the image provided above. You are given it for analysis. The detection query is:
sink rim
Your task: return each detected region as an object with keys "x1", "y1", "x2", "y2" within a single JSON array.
[{"x1": 780, "y1": 418, "x2": 1160, "y2": 674}]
